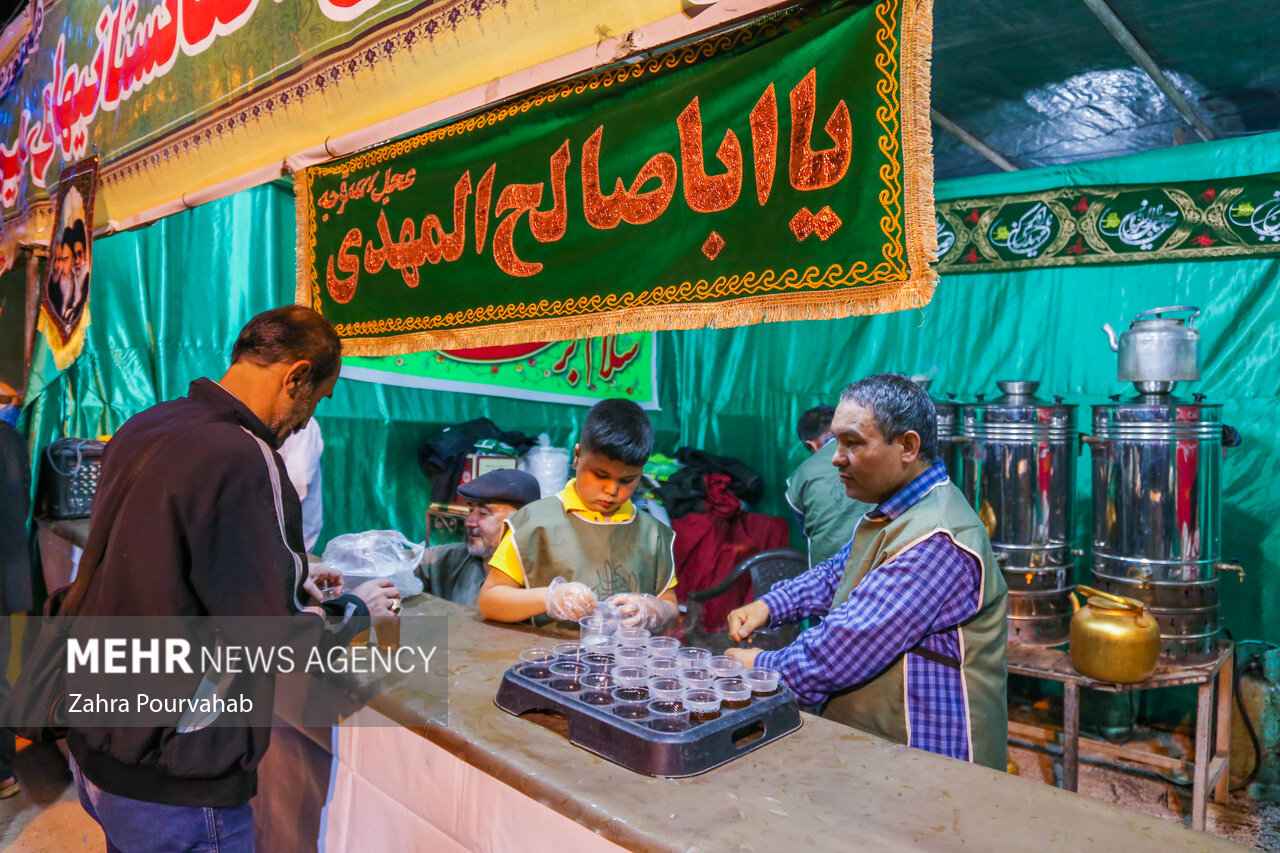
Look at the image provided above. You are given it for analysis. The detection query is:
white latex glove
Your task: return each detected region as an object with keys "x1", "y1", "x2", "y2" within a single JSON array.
[
  {"x1": 607, "y1": 592, "x2": 666, "y2": 631},
  {"x1": 546, "y1": 577, "x2": 599, "y2": 621}
]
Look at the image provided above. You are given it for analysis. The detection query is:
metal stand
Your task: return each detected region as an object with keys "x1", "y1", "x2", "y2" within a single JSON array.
[{"x1": 1007, "y1": 642, "x2": 1233, "y2": 831}]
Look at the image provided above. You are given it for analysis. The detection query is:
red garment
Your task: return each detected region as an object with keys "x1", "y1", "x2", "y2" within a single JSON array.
[{"x1": 671, "y1": 474, "x2": 790, "y2": 632}]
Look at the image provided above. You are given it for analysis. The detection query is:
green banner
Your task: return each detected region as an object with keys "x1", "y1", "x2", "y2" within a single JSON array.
[
  {"x1": 936, "y1": 173, "x2": 1280, "y2": 273},
  {"x1": 295, "y1": 1, "x2": 936, "y2": 354},
  {"x1": 341, "y1": 333, "x2": 658, "y2": 408}
]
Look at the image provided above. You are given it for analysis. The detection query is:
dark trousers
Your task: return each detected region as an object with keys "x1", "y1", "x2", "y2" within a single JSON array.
[{"x1": 0, "y1": 614, "x2": 15, "y2": 780}]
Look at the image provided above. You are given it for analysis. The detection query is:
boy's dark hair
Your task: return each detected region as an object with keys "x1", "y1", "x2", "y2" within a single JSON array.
[
  {"x1": 797, "y1": 405, "x2": 836, "y2": 444},
  {"x1": 580, "y1": 398, "x2": 653, "y2": 467},
  {"x1": 231, "y1": 305, "x2": 342, "y2": 386}
]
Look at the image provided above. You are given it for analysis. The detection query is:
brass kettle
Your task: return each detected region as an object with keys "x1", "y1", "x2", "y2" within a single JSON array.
[{"x1": 1068, "y1": 586, "x2": 1160, "y2": 684}]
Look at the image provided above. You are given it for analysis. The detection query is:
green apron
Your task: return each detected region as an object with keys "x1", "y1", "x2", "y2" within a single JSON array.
[
  {"x1": 785, "y1": 441, "x2": 874, "y2": 566},
  {"x1": 821, "y1": 480, "x2": 1008, "y2": 771},
  {"x1": 506, "y1": 495, "x2": 675, "y2": 632}
]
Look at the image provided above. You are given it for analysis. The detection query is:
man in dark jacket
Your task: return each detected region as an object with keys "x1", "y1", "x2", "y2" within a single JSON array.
[
  {"x1": 66, "y1": 306, "x2": 400, "y2": 852},
  {"x1": 0, "y1": 416, "x2": 33, "y2": 800}
]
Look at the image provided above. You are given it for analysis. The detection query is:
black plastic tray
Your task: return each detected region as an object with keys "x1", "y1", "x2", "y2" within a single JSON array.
[{"x1": 494, "y1": 664, "x2": 802, "y2": 778}]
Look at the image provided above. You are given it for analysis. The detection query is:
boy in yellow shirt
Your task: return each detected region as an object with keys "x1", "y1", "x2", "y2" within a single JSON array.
[{"x1": 476, "y1": 399, "x2": 677, "y2": 631}]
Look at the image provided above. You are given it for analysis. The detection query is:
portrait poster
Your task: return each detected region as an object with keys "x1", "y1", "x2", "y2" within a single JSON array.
[{"x1": 38, "y1": 156, "x2": 97, "y2": 369}]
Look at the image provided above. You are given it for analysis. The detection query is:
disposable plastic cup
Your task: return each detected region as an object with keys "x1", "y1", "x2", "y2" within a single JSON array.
[
  {"x1": 579, "y1": 614, "x2": 615, "y2": 645},
  {"x1": 678, "y1": 667, "x2": 715, "y2": 691},
  {"x1": 610, "y1": 665, "x2": 650, "y2": 688},
  {"x1": 714, "y1": 678, "x2": 753, "y2": 710},
  {"x1": 648, "y1": 699, "x2": 691, "y2": 732},
  {"x1": 616, "y1": 626, "x2": 651, "y2": 648},
  {"x1": 581, "y1": 635, "x2": 619, "y2": 655},
  {"x1": 581, "y1": 653, "x2": 616, "y2": 674},
  {"x1": 582, "y1": 673, "x2": 615, "y2": 691},
  {"x1": 517, "y1": 648, "x2": 557, "y2": 679},
  {"x1": 676, "y1": 647, "x2": 711, "y2": 667},
  {"x1": 580, "y1": 673, "x2": 616, "y2": 706},
  {"x1": 614, "y1": 647, "x2": 649, "y2": 666},
  {"x1": 611, "y1": 686, "x2": 651, "y2": 720},
  {"x1": 683, "y1": 688, "x2": 722, "y2": 722},
  {"x1": 645, "y1": 636, "x2": 681, "y2": 658},
  {"x1": 548, "y1": 661, "x2": 589, "y2": 693},
  {"x1": 597, "y1": 601, "x2": 621, "y2": 634},
  {"x1": 553, "y1": 642, "x2": 588, "y2": 661},
  {"x1": 743, "y1": 667, "x2": 781, "y2": 696},
  {"x1": 708, "y1": 655, "x2": 744, "y2": 679},
  {"x1": 646, "y1": 657, "x2": 680, "y2": 677},
  {"x1": 647, "y1": 677, "x2": 685, "y2": 701}
]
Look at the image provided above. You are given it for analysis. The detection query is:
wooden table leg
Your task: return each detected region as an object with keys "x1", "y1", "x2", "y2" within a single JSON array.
[
  {"x1": 1063, "y1": 682, "x2": 1080, "y2": 792},
  {"x1": 1214, "y1": 652, "x2": 1233, "y2": 803},
  {"x1": 1192, "y1": 676, "x2": 1213, "y2": 831}
]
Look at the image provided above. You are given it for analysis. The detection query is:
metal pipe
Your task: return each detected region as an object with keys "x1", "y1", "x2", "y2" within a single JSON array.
[
  {"x1": 1080, "y1": 0, "x2": 1216, "y2": 142},
  {"x1": 930, "y1": 108, "x2": 1018, "y2": 172}
]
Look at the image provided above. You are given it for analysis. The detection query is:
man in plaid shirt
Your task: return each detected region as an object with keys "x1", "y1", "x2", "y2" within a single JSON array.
[{"x1": 728, "y1": 374, "x2": 1008, "y2": 770}]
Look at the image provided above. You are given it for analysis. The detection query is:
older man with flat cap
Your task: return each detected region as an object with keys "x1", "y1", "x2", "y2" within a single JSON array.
[{"x1": 420, "y1": 469, "x2": 542, "y2": 607}]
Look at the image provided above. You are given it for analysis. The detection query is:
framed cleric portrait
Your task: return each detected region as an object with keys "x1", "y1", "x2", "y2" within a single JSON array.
[{"x1": 38, "y1": 156, "x2": 99, "y2": 370}]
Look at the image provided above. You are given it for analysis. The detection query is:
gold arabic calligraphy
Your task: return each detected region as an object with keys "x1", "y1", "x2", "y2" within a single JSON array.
[{"x1": 323, "y1": 68, "x2": 851, "y2": 303}]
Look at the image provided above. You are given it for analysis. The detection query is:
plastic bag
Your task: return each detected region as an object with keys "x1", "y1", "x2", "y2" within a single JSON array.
[
  {"x1": 518, "y1": 433, "x2": 571, "y2": 499},
  {"x1": 321, "y1": 530, "x2": 425, "y2": 598}
]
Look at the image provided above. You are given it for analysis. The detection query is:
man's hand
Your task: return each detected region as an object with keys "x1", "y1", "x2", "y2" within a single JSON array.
[
  {"x1": 724, "y1": 647, "x2": 762, "y2": 667},
  {"x1": 303, "y1": 562, "x2": 344, "y2": 604},
  {"x1": 727, "y1": 599, "x2": 771, "y2": 643},
  {"x1": 350, "y1": 578, "x2": 401, "y2": 626}
]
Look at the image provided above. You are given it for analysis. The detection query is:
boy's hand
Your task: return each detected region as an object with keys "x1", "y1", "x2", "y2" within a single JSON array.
[
  {"x1": 546, "y1": 577, "x2": 599, "y2": 621},
  {"x1": 608, "y1": 592, "x2": 665, "y2": 630}
]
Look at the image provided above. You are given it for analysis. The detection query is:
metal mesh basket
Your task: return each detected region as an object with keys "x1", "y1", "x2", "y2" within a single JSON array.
[{"x1": 40, "y1": 439, "x2": 106, "y2": 518}]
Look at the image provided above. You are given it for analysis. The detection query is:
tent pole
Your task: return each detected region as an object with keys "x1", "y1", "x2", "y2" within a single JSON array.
[
  {"x1": 930, "y1": 109, "x2": 1018, "y2": 172},
  {"x1": 1080, "y1": 0, "x2": 1216, "y2": 142}
]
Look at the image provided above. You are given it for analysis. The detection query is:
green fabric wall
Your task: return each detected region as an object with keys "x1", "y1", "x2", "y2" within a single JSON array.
[{"x1": 20, "y1": 135, "x2": 1280, "y2": 649}]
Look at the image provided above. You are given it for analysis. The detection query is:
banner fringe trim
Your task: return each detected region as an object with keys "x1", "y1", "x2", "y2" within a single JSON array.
[
  {"x1": 334, "y1": 279, "x2": 934, "y2": 355},
  {"x1": 900, "y1": 0, "x2": 939, "y2": 290}
]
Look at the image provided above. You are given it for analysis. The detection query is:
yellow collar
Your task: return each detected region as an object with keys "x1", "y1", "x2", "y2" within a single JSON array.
[{"x1": 558, "y1": 479, "x2": 636, "y2": 522}]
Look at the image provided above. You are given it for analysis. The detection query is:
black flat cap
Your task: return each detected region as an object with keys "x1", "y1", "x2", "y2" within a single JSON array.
[{"x1": 456, "y1": 468, "x2": 542, "y2": 507}]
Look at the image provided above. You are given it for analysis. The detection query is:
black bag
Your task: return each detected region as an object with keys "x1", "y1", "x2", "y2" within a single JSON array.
[{"x1": 5, "y1": 417, "x2": 221, "y2": 740}]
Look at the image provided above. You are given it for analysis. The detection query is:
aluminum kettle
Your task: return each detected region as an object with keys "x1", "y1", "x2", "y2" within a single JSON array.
[{"x1": 1102, "y1": 306, "x2": 1200, "y2": 391}]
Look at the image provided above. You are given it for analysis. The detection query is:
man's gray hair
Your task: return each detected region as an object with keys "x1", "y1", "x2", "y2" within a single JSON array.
[{"x1": 839, "y1": 373, "x2": 937, "y2": 462}]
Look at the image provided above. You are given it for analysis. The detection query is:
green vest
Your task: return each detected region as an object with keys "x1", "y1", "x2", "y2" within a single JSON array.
[
  {"x1": 506, "y1": 496, "x2": 675, "y2": 632},
  {"x1": 822, "y1": 479, "x2": 1008, "y2": 771},
  {"x1": 785, "y1": 441, "x2": 874, "y2": 566},
  {"x1": 418, "y1": 543, "x2": 486, "y2": 607}
]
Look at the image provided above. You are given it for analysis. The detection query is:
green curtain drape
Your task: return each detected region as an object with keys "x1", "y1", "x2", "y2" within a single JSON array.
[{"x1": 20, "y1": 135, "x2": 1280, "y2": 652}]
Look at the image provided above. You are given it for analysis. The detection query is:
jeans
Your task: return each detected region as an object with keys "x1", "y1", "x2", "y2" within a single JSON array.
[{"x1": 71, "y1": 756, "x2": 254, "y2": 853}]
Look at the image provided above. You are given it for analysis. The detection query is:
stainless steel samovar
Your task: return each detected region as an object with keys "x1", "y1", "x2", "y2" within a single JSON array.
[
  {"x1": 1087, "y1": 306, "x2": 1243, "y2": 661},
  {"x1": 959, "y1": 381, "x2": 1078, "y2": 645},
  {"x1": 934, "y1": 393, "x2": 962, "y2": 482},
  {"x1": 913, "y1": 378, "x2": 962, "y2": 482}
]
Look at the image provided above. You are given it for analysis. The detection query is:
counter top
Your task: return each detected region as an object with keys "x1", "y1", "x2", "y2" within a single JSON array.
[
  {"x1": 371, "y1": 595, "x2": 1245, "y2": 853},
  {"x1": 32, "y1": 521, "x2": 1243, "y2": 850}
]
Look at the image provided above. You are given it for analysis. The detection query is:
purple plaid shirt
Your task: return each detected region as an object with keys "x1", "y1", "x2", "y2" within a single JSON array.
[{"x1": 756, "y1": 462, "x2": 983, "y2": 761}]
